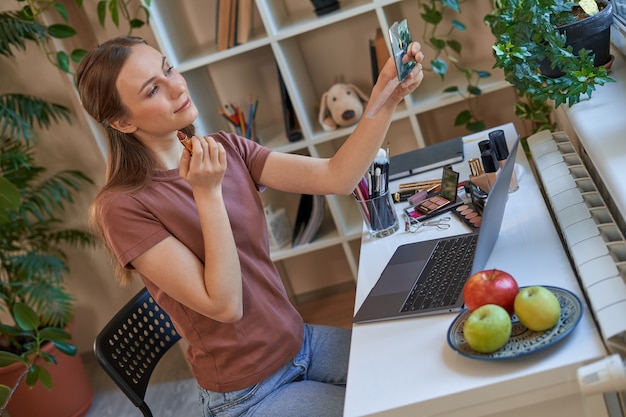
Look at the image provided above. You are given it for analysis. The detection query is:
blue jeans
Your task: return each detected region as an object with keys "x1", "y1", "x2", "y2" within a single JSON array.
[{"x1": 198, "y1": 324, "x2": 351, "y2": 417}]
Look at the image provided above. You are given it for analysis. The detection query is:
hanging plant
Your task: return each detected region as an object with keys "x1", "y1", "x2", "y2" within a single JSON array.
[{"x1": 418, "y1": 0, "x2": 491, "y2": 133}]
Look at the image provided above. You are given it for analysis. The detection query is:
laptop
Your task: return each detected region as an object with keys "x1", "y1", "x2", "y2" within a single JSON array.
[{"x1": 353, "y1": 136, "x2": 520, "y2": 324}]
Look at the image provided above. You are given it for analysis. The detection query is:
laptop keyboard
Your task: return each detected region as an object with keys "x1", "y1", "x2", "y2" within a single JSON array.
[{"x1": 400, "y1": 234, "x2": 478, "y2": 312}]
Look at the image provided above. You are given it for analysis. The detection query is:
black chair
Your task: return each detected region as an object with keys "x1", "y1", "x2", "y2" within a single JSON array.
[{"x1": 94, "y1": 288, "x2": 181, "y2": 417}]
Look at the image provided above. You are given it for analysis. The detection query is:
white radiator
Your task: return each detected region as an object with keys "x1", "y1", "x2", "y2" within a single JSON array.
[{"x1": 527, "y1": 130, "x2": 626, "y2": 413}]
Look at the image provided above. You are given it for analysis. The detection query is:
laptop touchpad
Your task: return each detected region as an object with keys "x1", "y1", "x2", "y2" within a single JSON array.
[{"x1": 370, "y1": 261, "x2": 425, "y2": 296}]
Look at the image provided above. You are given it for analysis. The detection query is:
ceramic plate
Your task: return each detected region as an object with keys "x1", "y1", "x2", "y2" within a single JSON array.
[{"x1": 447, "y1": 286, "x2": 583, "y2": 360}]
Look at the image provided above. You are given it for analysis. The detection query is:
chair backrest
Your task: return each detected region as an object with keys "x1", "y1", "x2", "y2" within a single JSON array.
[{"x1": 93, "y1": 287, "x2": 181, "y2": 417}]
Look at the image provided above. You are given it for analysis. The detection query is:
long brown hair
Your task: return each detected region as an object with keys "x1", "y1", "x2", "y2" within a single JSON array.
[{"x1": 76, "y1": 36, "x2": 195, "y2": 285}]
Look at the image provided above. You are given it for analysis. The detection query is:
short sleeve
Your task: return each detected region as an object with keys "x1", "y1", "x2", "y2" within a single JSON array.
[{"x1": 99, "y1": 192, "x2": 171, "y2": 269}]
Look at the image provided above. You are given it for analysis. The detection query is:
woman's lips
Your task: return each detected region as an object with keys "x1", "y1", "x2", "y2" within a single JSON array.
[{"x1": 175, "y1": 99, "x2": 191, "y2": 113}]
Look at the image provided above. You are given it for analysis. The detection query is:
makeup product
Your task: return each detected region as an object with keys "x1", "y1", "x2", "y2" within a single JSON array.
[
  {"x1": 489, "y1": 129, "x2": 519, "y2": 192},
  {"x1": 177, "y1": 131, "x2": 193, "y2": 154},
  {"x1": 467, "y1": 155, "x2": 495, "y2": 194},
  {"x1": 478, "y1": 139, "x2": 492, "y2": 154},
  {"x1": 415, "y1": 165, "x2": 459, "y2": 214},
  {"x1": 407, "y1": 190, "x2": 428, "y2": 206},
  {"x1": 454, "y1": 203, "x2": 482, "y2": 229},
  {"x1": 468, "y1": 157, "x2": 482, "y2": 177},
  {"x1": 416, "y1": 194, "x2": 451, "y2": 214},
  {"x1": 393, "y1": 188, "x2": 431, "y2": 203},
  {"x1": 399, "y1": 179, "x2": 441, "y2": 190},
  {"x1": 393, "y1": 189, "x2": 415, "y2": 203},
  {"x1": 468, "y1": 182, "x2": 488, "y2": 213},
  {"x1": 478, "y1": 149, "x2": 499, "y2": 193}
]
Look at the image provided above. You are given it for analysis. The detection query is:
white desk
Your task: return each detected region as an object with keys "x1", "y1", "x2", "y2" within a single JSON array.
[{"x1": 345, "y1": 123, "x2": 608, "y2": 417}]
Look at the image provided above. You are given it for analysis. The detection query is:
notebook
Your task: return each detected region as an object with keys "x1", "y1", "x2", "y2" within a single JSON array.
[
  {"x1": 388, "y1": 137, "x2": 465, "y2": 181},
  {"x1": 353, "y1": 136, "x2": 520, "y2": 324}
]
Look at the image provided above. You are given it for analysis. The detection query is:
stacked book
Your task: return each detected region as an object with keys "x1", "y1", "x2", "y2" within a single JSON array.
[
  {"x1": 292, "y1": 194, "x2": 325, "y2": 247},
  {"x1": 216, "y1": 0, "x2": 253, "y2": 51}
]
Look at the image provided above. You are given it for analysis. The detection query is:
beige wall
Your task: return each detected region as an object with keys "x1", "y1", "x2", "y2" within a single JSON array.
[{"x1": 0, "y1": 0, "x2": 156, "y2": 353}]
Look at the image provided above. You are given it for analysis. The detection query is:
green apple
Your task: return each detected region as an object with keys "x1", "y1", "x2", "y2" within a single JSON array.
[
  {"x1": 514, "y1": 286, "x2": 561, "y2": 331},
  {"x1": 463, "y1": 304, "x2": 512, "y2": 353}
]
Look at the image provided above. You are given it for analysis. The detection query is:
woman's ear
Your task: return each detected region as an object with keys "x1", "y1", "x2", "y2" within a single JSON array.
[{"x1": 110, "y1": 118, "x2": 138, "y2": 134}]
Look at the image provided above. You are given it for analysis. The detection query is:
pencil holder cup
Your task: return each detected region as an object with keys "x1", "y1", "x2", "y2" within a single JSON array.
[{"x1": 355, "y1": 191, "x2": 399, "y2": 239}]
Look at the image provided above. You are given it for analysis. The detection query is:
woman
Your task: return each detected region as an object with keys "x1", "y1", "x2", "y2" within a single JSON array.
[{"x1": 76, "y1": 36, "x2": 424, "y2": 416}]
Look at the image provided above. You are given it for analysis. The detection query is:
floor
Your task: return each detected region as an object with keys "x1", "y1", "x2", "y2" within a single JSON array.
[{"x1": 82, "y1": 286, "x2": 356, "y2": 417}]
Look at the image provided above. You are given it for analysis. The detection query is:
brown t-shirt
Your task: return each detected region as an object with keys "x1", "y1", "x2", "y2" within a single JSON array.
[{"x1": 99, "y1": 131, "x2": 304, "y2": 392}]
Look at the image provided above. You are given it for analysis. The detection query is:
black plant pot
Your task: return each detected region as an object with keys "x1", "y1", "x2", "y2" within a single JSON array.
[
  {"x1": 541, "y1": 0, "x2": 613, "y2": 77},
  {"x1": 310, "y1": 0, "x2": 340, "y2": 17}
]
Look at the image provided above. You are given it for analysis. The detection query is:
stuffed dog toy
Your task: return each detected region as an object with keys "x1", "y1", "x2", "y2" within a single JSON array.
[{"x1": 318, "y1": 83, "x2": 369, "y2": 131}]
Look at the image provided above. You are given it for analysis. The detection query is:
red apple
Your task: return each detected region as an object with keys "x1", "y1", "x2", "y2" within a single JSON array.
[{"x1": 463, "y1": 269, "x2": 519, "y2": 315}]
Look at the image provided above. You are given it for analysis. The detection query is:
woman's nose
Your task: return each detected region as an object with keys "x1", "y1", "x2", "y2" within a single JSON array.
[{"x1": 168, "y1": 77, "x2": 186, "y2": 98}]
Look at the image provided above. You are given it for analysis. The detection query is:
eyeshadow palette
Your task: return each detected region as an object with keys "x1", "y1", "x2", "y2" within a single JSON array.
[
  {"x1": 416, "y1": 194, "x2": 452, "y2": 214},
  {"x1": 454, "y1": 203, "x2": 482, "y2": 229},
  {"x1": 415, "y1": 165, "x2": 459, "y2": 214}
]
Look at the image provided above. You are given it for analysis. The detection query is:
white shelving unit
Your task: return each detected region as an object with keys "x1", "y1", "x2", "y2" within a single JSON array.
[{"x1": 145, "y1": 0, "x2": 517, "y2": 298}]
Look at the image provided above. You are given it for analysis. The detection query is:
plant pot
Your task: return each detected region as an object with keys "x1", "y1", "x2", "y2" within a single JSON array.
[
  {"x1": 0, "y1": 338, "x2": 93, "y2": 417},
  {"x1": 541, "y1": 0, "x2": 613, "y2": 77}
]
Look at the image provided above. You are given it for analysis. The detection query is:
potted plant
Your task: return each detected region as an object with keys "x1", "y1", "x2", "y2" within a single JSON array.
[
  {"x1": 485, "y1": 0, "x2": 615, "y2": 133},
  {"x1": 0, "y1": 95, "x2": 95, "y2": 417},
  {"x1": 0, "y1": 92, "x2": 97, "y2": 416},
  {"x1": 0, "y1": 1, "x2": 150, "y2": 416}
]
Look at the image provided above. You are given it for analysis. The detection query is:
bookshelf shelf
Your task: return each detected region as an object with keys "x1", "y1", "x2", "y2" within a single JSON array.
[{"x1": 145, "y1": 0, "x2": 519, "y2": 297}]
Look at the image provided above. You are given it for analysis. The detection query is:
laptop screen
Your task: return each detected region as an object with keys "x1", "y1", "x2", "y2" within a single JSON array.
[{"x1": 470, "y1": 135, "x2": 520, "y2": 274}]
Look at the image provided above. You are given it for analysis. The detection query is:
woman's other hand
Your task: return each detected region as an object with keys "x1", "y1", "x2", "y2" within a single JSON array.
[
  {"x1": 179, "y1": 135, "x2": 227, "y2": 193},
  {"x1": 365, "y1": 41, "x2": 424, "y2": 118}
]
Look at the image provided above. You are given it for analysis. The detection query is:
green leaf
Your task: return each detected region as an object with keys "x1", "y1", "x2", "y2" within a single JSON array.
[
  {"x1": 0, "y1": 324, "x2": 28, "y2": 338},
  {"x1": 467, "y1": 121, "x2": 486, "y2": 132},
  {"x1": 447, "y1": 40, "x2": 462, "y2": 55},
  {"x1": 39, "y1": 327, "x2": 71, "y2": 342},
  {"x1": 52, "y1": 340, "x2": 77, "y2": 356},
  {"x1": 53, "y1": 3, "x2": 69, "y2": 22},
  {"x1": 420, "y1": 5, "x2": 442, "y2": 25},
  {"x1": 129, "y1": 19, "x2": 145, "y2": 29},
  {"x1": 0, "y1": 385, "x2": 11, "y2": 409},
  {"x1": 37, "y1": 365, "x2": 53, "y2": 390},
  {"x1": 70, "y1": 48, "x2": 88, "y2": 63},
  {"x1": 0, "y1": 93, "x2": 72, "y2": 144},
  {"x1": 47, "y1": 24, "x2": 76, "y2": 39},
  {"x1": 450, "y1": 19, "x2": 466, "y2": 31},
  {"x1": 443, "y1": 86, "x2": 459, "y2": 93},
  {"x1": 40, "y1": 351, "x2": 57, "y2": 366},
  {"x1": 0, "y1": 11, "x2": 48, "y2": 57},
  {"x1": 25, "y1": 364, "x2": 52, "y2": 389},
  {"x1": 0, "y1": 176, "x2": 21, "y2": 211},
  {"x1": 97, "y1": 1, "x2": 107, "y2": 27},
  {"x1": 429, "y1": 37, "x2": 446, "y2": 50},
  {"x1": 431, "y1": 58, "x2": 448, "y2": 77},
  {"x1": 0, "y1": 351, "x2": 25, "y2": 367},
  {"x1": 109, "y1": 0, "x2": 120, "y2": 28},
  {"x1": 467, "y1": 85, "x2": 482, "y2": 95},
  {"x1": 56, "y1": 51, "x2": 70, "y2": 73},
  {"x1": 13, "y1": 303, "x2": 40, "y2": 331},
  {"x1": 442, "y1": 0, "x2": 460, "y2": 12},
  {"x1": 454, "y1": 110, "x2": 471, "y2": 126},
  {"x1": 476, "y1": 71, "x2": 491, "y2": 78}
]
